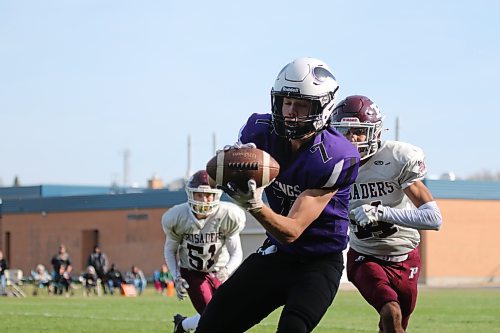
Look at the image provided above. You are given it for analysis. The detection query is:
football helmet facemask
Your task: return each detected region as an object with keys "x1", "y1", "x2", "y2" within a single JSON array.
[
  {"x1": 331, "y1": 95, "x2": 383, "y2": 160},
  {"x1": 185, "y1": 170, "x2": 222, "y2": 216},
  {"x1": 271, "y1": 57, "x2": 339, "y2": 140}
]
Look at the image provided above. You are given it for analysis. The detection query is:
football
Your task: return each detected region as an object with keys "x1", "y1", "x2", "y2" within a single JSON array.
[{"x1": 206, "y1": 147, "x2": 280, "y2": 191}]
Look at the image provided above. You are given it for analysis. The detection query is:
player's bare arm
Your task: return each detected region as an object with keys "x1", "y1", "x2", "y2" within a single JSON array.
[
  {"x1": 251, "y1": 188, "x2": 336, "y2": 244},
  {"x1": 403, "y1": 180, "x2": 434, "y2": 207}
]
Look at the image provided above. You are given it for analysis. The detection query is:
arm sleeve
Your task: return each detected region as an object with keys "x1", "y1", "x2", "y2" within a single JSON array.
[
  {"x1": 164, "y1": 237, "x2": 180, "y2": 280},
  {"x1": 381, "y1": 201, "x2": 443, "y2": 230},
  {"x1": 162, "y1": 208, "x2": 184, "y2": 280},
  {"x1": 224, "y1": 234, "x2": 243, "y2": 275}
]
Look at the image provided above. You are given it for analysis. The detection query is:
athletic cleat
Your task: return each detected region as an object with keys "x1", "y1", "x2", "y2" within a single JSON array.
[{"x1": 173, "y1": 314, "x2": 187, "y2": 333}]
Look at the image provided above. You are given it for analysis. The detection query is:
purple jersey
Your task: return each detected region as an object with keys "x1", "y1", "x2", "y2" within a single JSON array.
[{"x1": 239, "y1": 113, "x2": 360, "y2": 255}]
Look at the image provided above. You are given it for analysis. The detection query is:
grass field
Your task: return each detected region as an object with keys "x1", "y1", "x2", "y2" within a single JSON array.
[{"x1": 1, "y1": 285, "x2": 499, "y2": 333}]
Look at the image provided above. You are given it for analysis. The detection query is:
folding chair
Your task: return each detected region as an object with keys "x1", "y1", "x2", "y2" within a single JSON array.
[
  {"x1": 120, "y1": 283, "x2": 137, "y2": 297},
  {"x1": 5, "y1": 269, "x2": 26, "y2": 297}
]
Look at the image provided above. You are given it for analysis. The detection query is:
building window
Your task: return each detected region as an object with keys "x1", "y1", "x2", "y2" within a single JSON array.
[{"x1": 127, "y1": 213, "x2": 149, "y2": 221}]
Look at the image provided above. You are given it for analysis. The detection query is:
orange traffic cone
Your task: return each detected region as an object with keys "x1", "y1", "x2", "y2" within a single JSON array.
[{"x1": 167, "y1": 281, "x2": 175, "y2": 297}]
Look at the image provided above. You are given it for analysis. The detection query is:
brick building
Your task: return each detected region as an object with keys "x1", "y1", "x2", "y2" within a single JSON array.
[
  {"x1": 0, "y1": 186, "x2": 265, "y2": 278},
  {"x1": 1, "y1": 180, "x2": 499, "y2": 285}
]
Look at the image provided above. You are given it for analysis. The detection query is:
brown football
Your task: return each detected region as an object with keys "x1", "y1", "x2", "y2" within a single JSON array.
[{"x1": 206, "y1": 147, "x2": 280, "y2": 191}]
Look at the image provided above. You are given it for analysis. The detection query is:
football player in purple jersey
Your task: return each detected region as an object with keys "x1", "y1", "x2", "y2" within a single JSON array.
[
  {"x1": 331, "y1": 95, "x2": 443, "y2": 333},
  {"x1": 195, "y1": 58, "x2": 360, "y2": 333}
]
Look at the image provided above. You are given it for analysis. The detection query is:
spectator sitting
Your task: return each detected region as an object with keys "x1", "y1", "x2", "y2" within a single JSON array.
[
  {"x1": 32, "y1": 264, "x2": 52, "y2": 296},
  {"x1": 0, "y1": 250, "x2": 7, "y2": 296},
  {"x1": 81, "y1": 265, "x2": 99, "y2": 296},
  {"x1": 125, "y1": 265, "x2": 147, "y2": 295},
  {"x1": 53, "y1": 263, "x2": 72, "y2": 296},
  {"x1": 51, "y1": 244, "x2": 73, "y2": 295},
  {"x1": 106, "y1": 263, "x2": 124, "y2": 295},
  {"x1": 154, "y1": 264, "x2": 173, "y2": 296},
  {"x1": 153, "y1": 270, "x2": 161, "y2": 292},
  {"x1": 87, "y1": 245, "x2": 109, "y2": 295}
]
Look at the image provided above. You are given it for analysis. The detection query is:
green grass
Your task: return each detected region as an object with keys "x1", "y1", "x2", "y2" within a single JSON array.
[{"x1": 1, "y1": 286, "x2": 500, "y2": 332}]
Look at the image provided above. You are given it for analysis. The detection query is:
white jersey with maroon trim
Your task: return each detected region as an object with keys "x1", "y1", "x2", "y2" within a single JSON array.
[
  {"x1": 349, "y1": 140, "x2": 426, "y2": 256},
  {"x1": 161, "y1": 201, "x2": 246, "y2": 272}
]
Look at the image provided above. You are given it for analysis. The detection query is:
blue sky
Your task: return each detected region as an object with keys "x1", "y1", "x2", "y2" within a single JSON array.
[{"x1": 1, "y1": 0, "x2": 499, "y2": 187}]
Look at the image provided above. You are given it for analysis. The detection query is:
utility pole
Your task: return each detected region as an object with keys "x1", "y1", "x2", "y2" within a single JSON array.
[
  {"x1": 212, "y1": 132, "x2": 217, "y2": 156},
  {"x1": 186, "y1": 135, "x2": 192, "y2": 179},
  {"x1": 122, "y1": 149, "x2": 130, "y2": 187},
  {"x1": 395, "y1": 117, "x2": 400, "y2": 141}
]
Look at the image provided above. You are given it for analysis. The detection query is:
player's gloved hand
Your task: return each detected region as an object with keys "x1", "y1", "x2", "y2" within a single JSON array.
[
  {"x1": 221, "y1": 142, "x2": 257, "y2": 151},
  {"x1": 221, "y1": 179, "x2": 264, "y2": 213},
  {"x1": 174, "y1": 276, "x2": 189, "y2": 300},
  {"x1": 351, "y1": 204, "x2": 384, "y2": 227},
  {"x1": 214, "y1": 267, "x2": 229, "y2": 282}
]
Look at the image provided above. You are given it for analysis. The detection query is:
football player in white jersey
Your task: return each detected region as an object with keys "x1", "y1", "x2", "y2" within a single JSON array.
[
  {"x1": 331, "y1": 95, "x2": 443, "y2": 333},
  {"x1": 161, "y1": 170, "x2": 246, "y2": 333}
]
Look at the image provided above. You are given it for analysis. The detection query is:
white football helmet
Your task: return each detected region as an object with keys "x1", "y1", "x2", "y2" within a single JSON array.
[
  {"x1": 271, "y1": 57, "x2": 339, "y2": 139},
  {"x1": 185, "y1": 170, "x2": 222, "y2": 216}
]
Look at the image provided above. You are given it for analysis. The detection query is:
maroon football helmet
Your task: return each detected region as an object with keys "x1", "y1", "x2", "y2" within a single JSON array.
[
  {"x1": 185, "y1": 170, "x2": 222, "y2": 215},
  {"x1": 331, "y1": 95, "x2": 383, "y2": 160}
]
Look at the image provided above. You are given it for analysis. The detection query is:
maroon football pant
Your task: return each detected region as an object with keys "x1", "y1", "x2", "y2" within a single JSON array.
[
  {"x1": 180, "y1": 267, "x2": 222, "y2": 314},
  {"x1": 346, "y1": 247, "x2": 420, "y2": 330}
]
